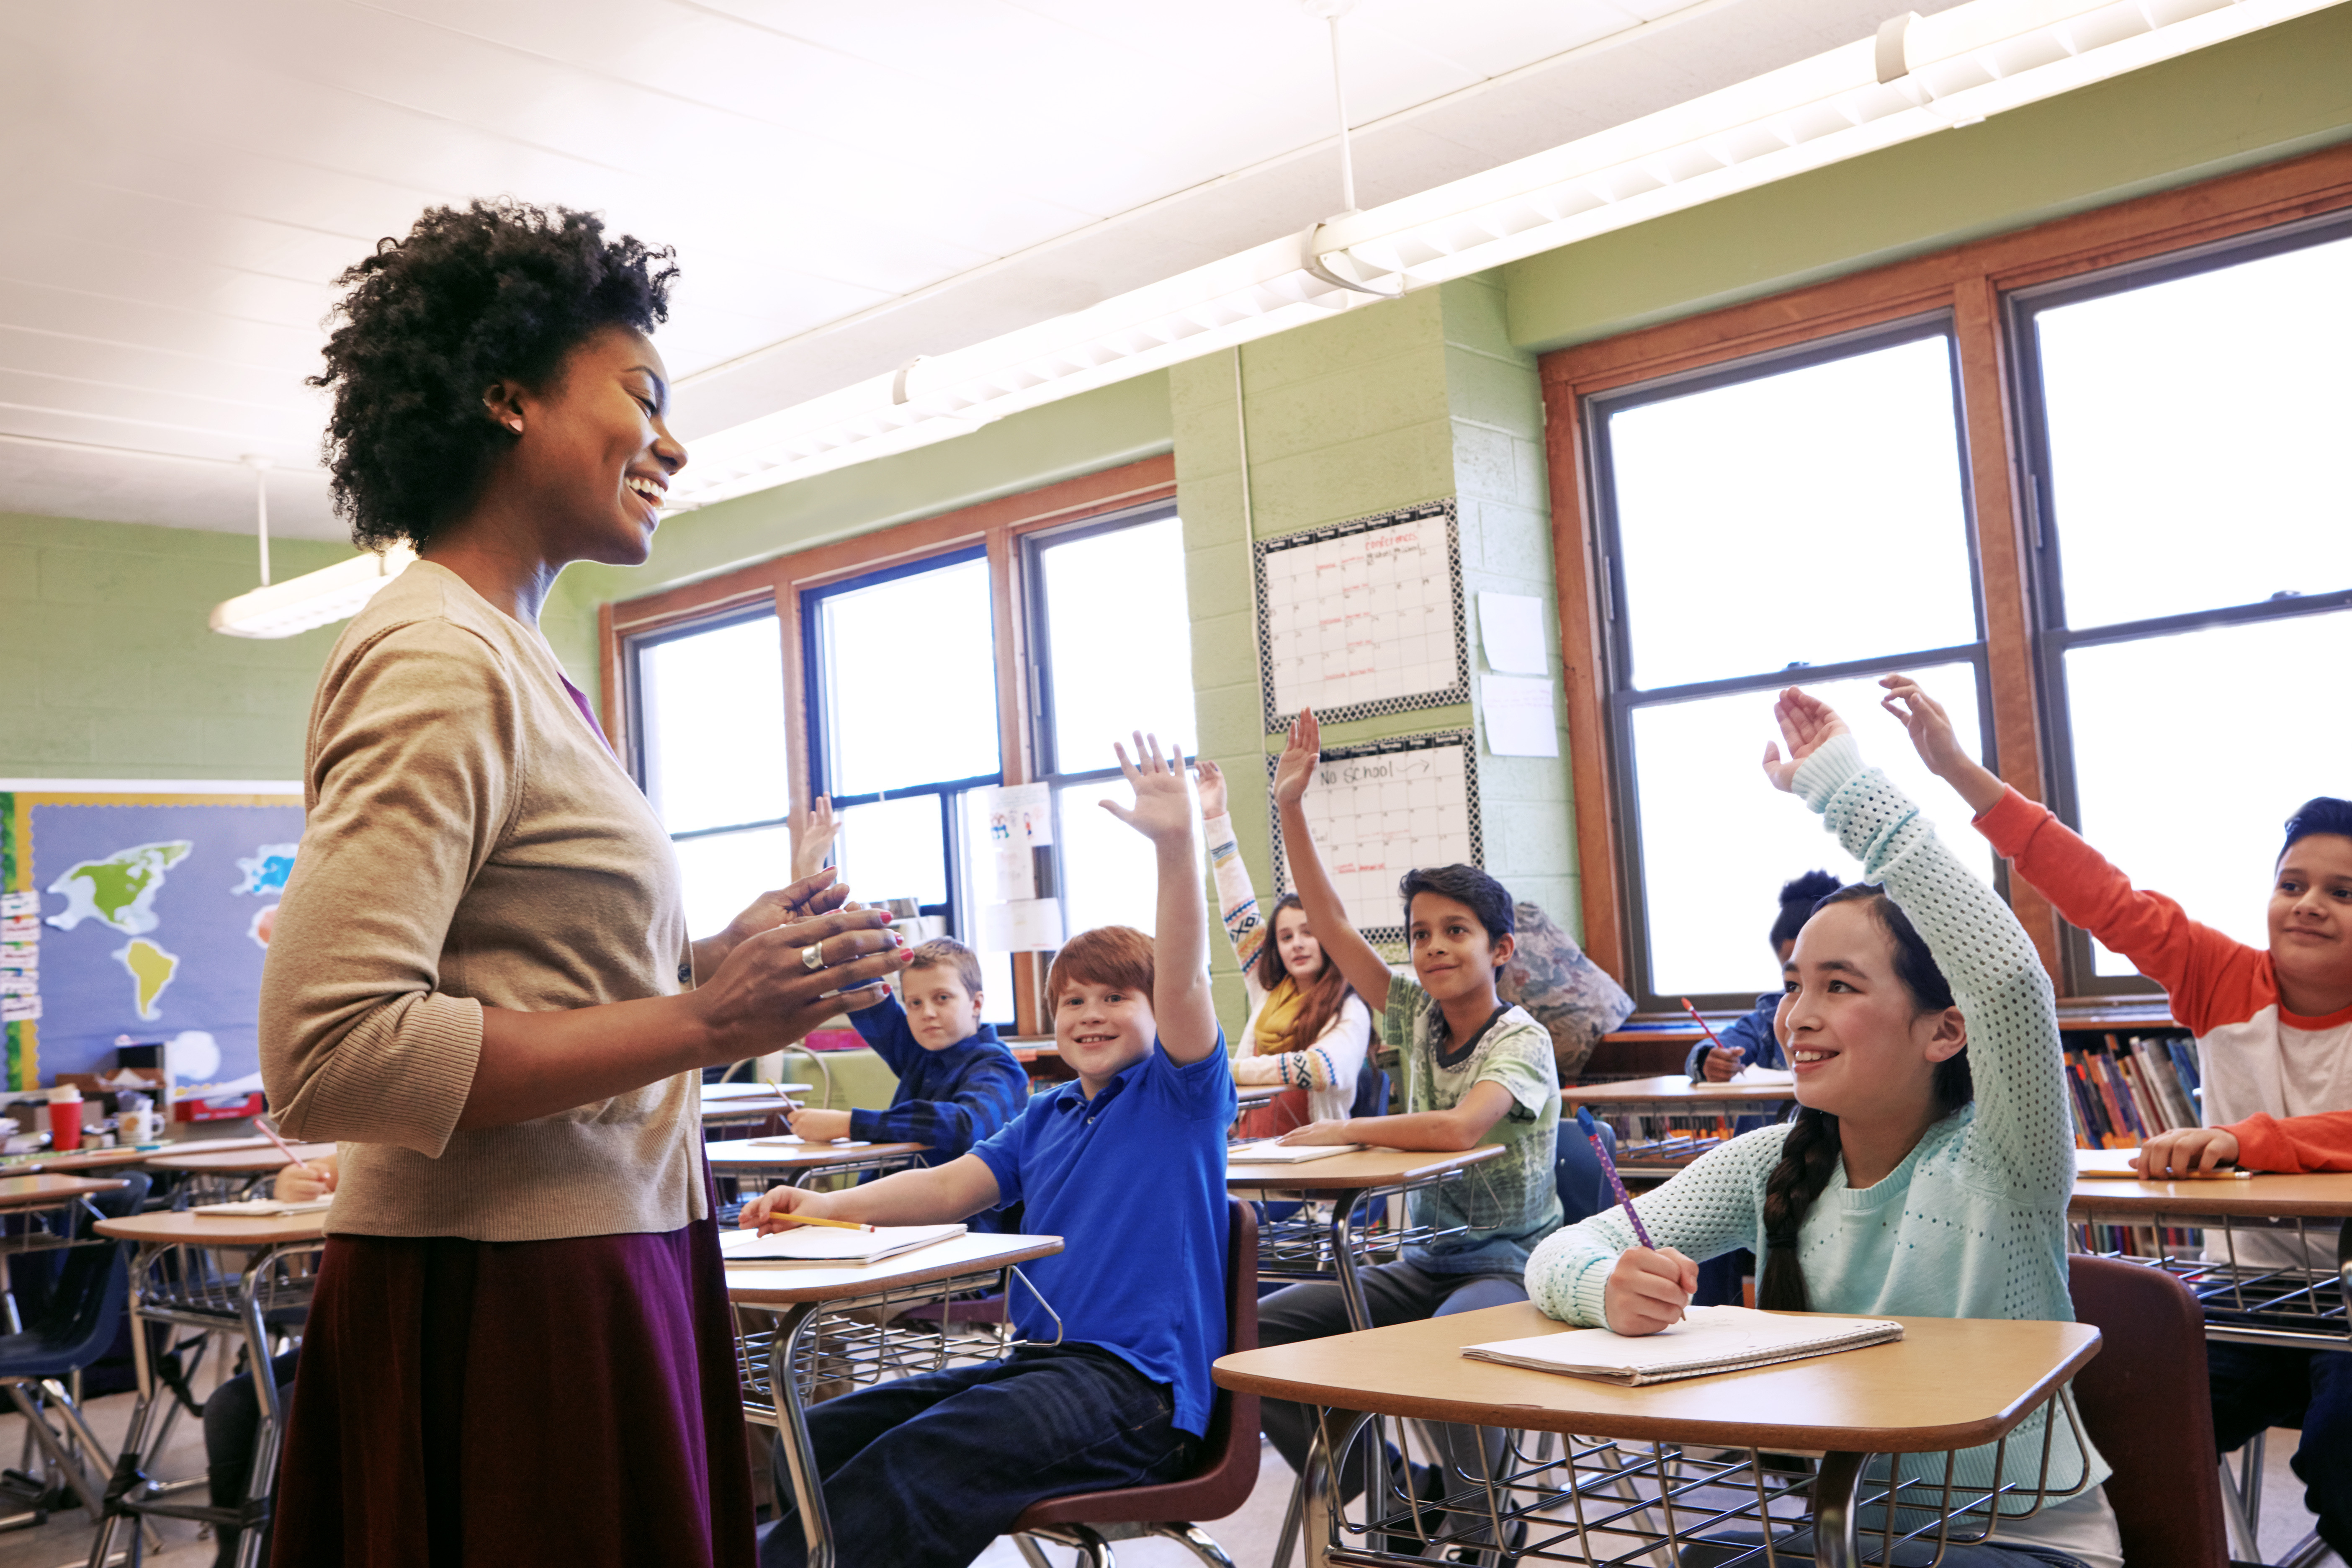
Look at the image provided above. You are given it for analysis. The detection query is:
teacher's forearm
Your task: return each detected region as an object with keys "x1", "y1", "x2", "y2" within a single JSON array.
[{"x1": 459, "y1": 993, "x2": 722, "y2": 1129}]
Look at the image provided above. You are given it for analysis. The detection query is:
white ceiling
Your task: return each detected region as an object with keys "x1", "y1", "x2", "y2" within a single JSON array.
[{"x1": 0, "y1": 0, "x2": 1959, "y2": 545}]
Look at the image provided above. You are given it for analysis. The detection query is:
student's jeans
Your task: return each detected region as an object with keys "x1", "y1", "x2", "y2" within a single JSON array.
[
  {"x1": 756, "y1": 1342, "x2": 1197, "y2": 1568},
  {"x1": 2209, "y1": 1340, "x2": 2352, "y2": 1555},
  {"x1": 1677, "y1": 1529, "x2": 2090, "y2": 1568},
  {"x1": 1257, "y1": 1262, "x2": 1527, "y2": 1504}
]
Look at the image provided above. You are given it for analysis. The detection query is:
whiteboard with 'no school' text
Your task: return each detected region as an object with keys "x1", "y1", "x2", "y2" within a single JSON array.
[
  {"x1": 1254, "y1": 499, "x2": 1468, "y2": 732},
  {"x1": 1266, "y1": 731, "x2": 1482, "y2": 945}
]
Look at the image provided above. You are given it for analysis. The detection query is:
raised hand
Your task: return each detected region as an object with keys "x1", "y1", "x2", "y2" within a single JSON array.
[
  {"x1": 1194, "y1": 758, "x2": 1228, "y2": 819},
  {"x1": 1100, "y1": 731, "x2": 1194, "y2": 845},
  {"x1": 789, "y1": 795, "x2": 840, "y2": 883},
  {"x1": 1879, "y1": 675, "x2": 2006, "y2": 814},
  {"x1": 1272, "y1": 708, "x2": 1320, "y2": 808},
  {"x1": 1760, "y1": 686, "x2": 1850, "y2": 793}
]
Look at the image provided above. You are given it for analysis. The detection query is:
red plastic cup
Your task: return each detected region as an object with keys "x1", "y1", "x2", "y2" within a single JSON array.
[{"x1": 47, "y1": 1097, "x2": 82, "y2": 1153}]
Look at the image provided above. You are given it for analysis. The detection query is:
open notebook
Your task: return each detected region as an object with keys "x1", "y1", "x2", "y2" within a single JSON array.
[
  {"x1": 193, "y1": 1197, "x2": 334, "y2": 1219},
  {"x1": 1227, "y1": 1140, "x2": 1366, "y2": 1164},
  {"x1": 1463, "y1": 1305, "x2": 1903, "y2": 1386},
  {"x1": 718, "y1": 1223, "x2": 966, "y2": 1268},
  {"x1": 745, "y1": 1136, "x2": 872, "y2": 1149}
]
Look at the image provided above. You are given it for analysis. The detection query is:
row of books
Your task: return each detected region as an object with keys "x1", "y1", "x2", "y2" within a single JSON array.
[{"x1": 2064, "y1": 1032, "x2": 2202, "y2": 1150}]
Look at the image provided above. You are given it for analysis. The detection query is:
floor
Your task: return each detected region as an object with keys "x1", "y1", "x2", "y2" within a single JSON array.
[{"x1": 0, "y1": 1398, "x2": 2322, "y2": 1568}]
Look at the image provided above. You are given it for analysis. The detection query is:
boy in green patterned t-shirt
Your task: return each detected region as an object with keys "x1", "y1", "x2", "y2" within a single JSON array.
[{"x1": 1254, "y1": 709, "x2": 1562, "y2": 1540}]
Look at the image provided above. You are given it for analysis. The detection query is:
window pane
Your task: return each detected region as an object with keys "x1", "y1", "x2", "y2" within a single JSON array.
[
  {"x1": 638, "y1": 615, "x2": 790, "y2": 834},
  {"x1": 2066, "y1": 612, "x2": 2352, "y2": 976},
  {"x1": 1629, "y1": 663, "x2": 1994, "y2": 998},
  {"x1": 1054, "y1": 781, "x2": 1161, "y2": 939},
  {"x1": 954, "y1": 787, "x2": 1019, "y2": 1027},
  {"x1": 1607, "y1": 336, "x2": 1978, "y2": 690},
  {"x1": 671, "y1": 824, "x2": 794, "y2": 940},
  {"x1": 2036, "y1": 237, "x2": 2352, "y2": 629},
  {"x1": 1039, "y1": 518, "x2": 1198, "y2": 774},
  {"x1": 835, "y1": 796, "x2": 947, "y2": 908},
  {"x1": 818, "y1": 557, "x2": 1000, "y2": 796}
]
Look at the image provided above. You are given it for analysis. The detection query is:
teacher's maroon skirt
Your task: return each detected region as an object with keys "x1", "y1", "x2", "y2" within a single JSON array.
[{"x1": 270, "y1": 1207, "x2": 755, "y2": 1568}]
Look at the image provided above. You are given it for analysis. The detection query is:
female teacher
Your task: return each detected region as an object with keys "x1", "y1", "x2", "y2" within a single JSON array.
[{"x1": 258, "y1": 199, "x2": 907, "y2": 1567}]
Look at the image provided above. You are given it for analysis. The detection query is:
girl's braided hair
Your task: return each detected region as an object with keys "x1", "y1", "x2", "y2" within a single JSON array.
[{"x1": 1756, "y1": 883, "x2": 1973, "y2": 1312}]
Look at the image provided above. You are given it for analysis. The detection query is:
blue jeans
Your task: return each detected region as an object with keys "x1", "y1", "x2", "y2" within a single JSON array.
[
  {"x1": 1256, "y1": 1260, "x2": 1529, "y2": 1501},
  {"x1": 757, "y1": 1343, "x2": 1197, "y2": 1568},
  {"x1": 1678, "y1": 1528, "x2": 2088, "y2": 1568},
  {"x1": 2208, "y1": 1340, "x2": 2352, "y2": 1556}
]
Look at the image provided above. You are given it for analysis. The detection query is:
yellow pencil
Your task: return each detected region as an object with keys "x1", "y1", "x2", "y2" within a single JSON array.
[{"x1": 778, "y1": 1213, "x2": 877, "y2": 1232}]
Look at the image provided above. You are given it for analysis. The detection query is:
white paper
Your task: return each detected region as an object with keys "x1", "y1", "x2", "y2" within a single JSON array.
[
  {"x1": 0, "y1": 893, "x2": 36, "y2": 918},
  {"x1": 0, "y1": 996, "x2": 40, "y2": 1022},
  {"x1": 983, "y1": 897, "x2": 1065, "y2": 952},
  {"x1": 992, "y1": 845, "x2": 1034, "y2": 903},
  {"x1": 1480, "y1": 675, "x2": 1559, "y2": 757},
  {"x1": 980, "y1": 781, "x2": 1053, "y2": 850},
  {"x1": 1731, "y1": 1065, "x2": 1796, "y2": 1086},
  {"x1": 1478, "y1": 592, "x2": 1549, "y2": 675}
]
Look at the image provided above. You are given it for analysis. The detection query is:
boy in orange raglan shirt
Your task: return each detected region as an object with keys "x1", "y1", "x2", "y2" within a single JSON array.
[{"x1": 1884, "y1": 674, "x2": 2352, "y2": 1560}]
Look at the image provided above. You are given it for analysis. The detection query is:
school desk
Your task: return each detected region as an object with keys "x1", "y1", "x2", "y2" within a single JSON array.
[
  {"x1": 2066, "y1": 1165, "x2": 2351, "y2": 1355},
  {"x1": 702, "y1": 1137, "x2": 930, "y2": 1190},
  {"x1": 1226, "y1": 1146, "x2": 1505, "y2": 1331},
  {"x1": 87, "y1": 1207, "x2": 329, "y2": 1568},
  {"x1": 0, "y1": 1174, "x2": 133, "y2": 1337},
  {"x1": 726, "y1": 1230, "x2": 1064, "y2": 1568},
  {"x1": 1214, "y1": 1302, "x2": 2101, "y2": 1568}
]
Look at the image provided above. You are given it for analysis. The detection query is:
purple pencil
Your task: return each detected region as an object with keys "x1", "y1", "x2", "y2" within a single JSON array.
[{"x1": 1576, "y1": 1104, "x2": 1654, "y2": 1249}]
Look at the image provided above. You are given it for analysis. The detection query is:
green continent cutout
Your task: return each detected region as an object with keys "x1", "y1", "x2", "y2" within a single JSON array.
[{"x1": 46, "y1": 841, "x2": 193, "y2": 936}]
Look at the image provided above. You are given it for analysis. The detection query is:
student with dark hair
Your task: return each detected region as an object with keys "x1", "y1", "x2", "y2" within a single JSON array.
[
  {"x1": 260, "y1": 199, "x2": 911, "y2": 1566},
  {"x1": 1688, "y1": 868, "x2": 1842, "y2": 1083},
  {"x1": 1527, "y1": 687, "x2": 2119, "y2": 1568},
  {"x1": 1888, "y1": 672, "x2": 2352, "y2": 1559},
  {"x1": 1253, "y1": 708, "x2": 1563, "y2": 1537}
]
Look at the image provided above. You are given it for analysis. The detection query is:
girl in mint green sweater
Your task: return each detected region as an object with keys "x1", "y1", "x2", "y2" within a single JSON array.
[{"x1": 1525, "y1": 687, "x2": 2120, "y2": 1568}]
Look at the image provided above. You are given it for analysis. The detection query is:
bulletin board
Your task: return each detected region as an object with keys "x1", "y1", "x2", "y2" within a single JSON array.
[
  {"x1": 1253, "y1": 498, "x2": 1468, "y2": 732},
  {"x1": 0, "y1": 790, "x2": 303, "y2": 1094},
  {"x1": 1266, "y1": 731, "x2": 1482, "y2": 946}
]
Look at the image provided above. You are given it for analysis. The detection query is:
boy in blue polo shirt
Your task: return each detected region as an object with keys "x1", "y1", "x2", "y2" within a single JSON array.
[{"x1": 744, "y1": 733, "x2": 1233, "y2": 1568}]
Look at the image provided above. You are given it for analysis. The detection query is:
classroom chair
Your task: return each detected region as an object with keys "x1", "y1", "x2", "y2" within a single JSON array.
[
  {"x1": 1009, "y1": 1200, "x2": 1260, "y2": 1568},
  {"x1": 1554, "y1": 1114, "x2": 1615, "y2": 1226},
  {"x1": 2065, "y1": 1254, "x2": 2228, "y2": 1568}
]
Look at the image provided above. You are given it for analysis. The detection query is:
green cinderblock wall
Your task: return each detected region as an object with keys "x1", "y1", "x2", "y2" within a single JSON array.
[{"x1": 0, "y1": 514, "x2": 355, "y2": 779}]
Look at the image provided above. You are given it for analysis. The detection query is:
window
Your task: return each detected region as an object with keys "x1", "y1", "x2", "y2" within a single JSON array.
[
  {"x1": 1588, "y1": 324, "x2": 1999, "y2": 1007},
  {"x1": 1026, "y1": 507, "x2": 1198, "y2": 938},
  {"x1": 2012, "y1": 219, "x2": 2352, "y2": 982},
  {"x1": 628, "y1": 607, "x2": 794, "y2": 940},
  {"x1": 803, "y1": 548, "x2": 1013, "y2": 1020}
]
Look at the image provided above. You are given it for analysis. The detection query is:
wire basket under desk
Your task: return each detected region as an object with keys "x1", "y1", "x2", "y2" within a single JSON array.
[
  {"x1": 1251, "y1": 1200, "x2": 1466, "y2": 1282},
  {"x1": 731, "y1": 1268, "x2": 1031, "y2": 1429},
  {"x1": 129, "y1": 1238, "x2": 323, "y2": 1330},
  {"x1": 1316, "y1": 1388, "x2": 2087, "y2": 1568},
  {"x1": 2070, "y1": 1214, "x2": 2348, "y2": 1352}
]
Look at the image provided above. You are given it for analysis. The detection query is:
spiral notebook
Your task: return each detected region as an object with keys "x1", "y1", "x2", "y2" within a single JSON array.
[
  {"x1": 1462, "y1": 1305, "x2": 1903, "y2": 1386},
  {"x1": 1227, "y1": 1140, "x2": 1366, "y2": 1164}
]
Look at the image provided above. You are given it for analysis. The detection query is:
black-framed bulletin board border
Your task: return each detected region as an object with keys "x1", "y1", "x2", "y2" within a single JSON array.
[
  {"x1": 1264, "y1": 729, "x2": 1482, "y2": 947},
  {"x1": 1253, "y1": 497, "x2": 1469, "y2": 734}
]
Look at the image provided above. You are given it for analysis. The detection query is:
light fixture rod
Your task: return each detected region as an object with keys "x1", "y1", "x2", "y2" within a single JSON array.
[
  {"x1": 255, "y1": 466, "x2": 270, "y2": 587},
  {"x1": 1329, "y1": 15, "x2": 1356, "y2": 215}
]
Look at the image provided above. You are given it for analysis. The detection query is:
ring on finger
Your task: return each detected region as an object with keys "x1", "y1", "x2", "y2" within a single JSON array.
[{"x1": 800, "y1": 942, "x2": 826, "y2": 972}]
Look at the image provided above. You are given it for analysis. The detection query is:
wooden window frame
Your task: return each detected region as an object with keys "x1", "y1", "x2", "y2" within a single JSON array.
[
  {"x1": 1544, "y1": 141, "x2": 2352, "y2": 1001},
  {"x1": 601, "y1": 454, "x2": 1175, "y2": 1034}
]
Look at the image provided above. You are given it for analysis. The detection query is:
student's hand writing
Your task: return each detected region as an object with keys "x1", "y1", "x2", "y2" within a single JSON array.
[
  {"x1": 1879, "y1": 676, "x2": 2006, "y2": 815},
  {"x1": 1603, "y1": 1246, "x2": 1698, "y2": 1336},
  {"x1": 274, "y1": 1158, "x2": 337, "y2": 1203},
  {"x1": 1760, "y1": 687, "x2": 1849, "y2": 793},
  {"x1": 1101, "y1": 732, "x2": 1194, "y2": 846},
  {"x1": 1194, "y1": 758, "x2": 1227, "y2": 819},
  {"x1": 1275, "y1": 1118, "x2": 1356, "y2": 1146},
  {"x1": 741, "y1": 1183, "x2": 836, "y2": 1235},
  {"x1": 692, "y1": 904, "x2": 910, "y2": 1061},
  {"x1": 2133, "y1": 1126, "x2": 2241, "y2": 1178},
  {"x1": 1272, "y1": 709, "x2": 1319, "y2": 809},
  {"x1": 787, "y1": 1107, "x2": 854, "y2": 1143},
  {"x1": 1698, "y1": 1045, "x2": 1743, "y2": 1083},
  {"x1": 789, "y1": 796, "x2": 840, "y2": 884}
]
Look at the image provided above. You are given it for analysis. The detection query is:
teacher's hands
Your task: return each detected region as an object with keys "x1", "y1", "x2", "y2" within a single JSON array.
[
  {"x1": 691, "y1": 898, "x2": 911, "y2": 1061},
  {"x1": 695, "y1": 866, "x2": 854, "y2": 978}
]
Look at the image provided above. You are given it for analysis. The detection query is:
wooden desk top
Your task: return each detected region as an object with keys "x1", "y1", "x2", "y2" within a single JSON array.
[
  {"x1": 1235, "y1": 1084, "x2": 1282, "y2": 1107},
  {"x1": 701, "y1": 1081, "x2": 813, "y2": 1100},
  {"x1": 1565, "y1": 1075, "x2": 1797, "y2": 1106},
  {"x1": 0, "y1": 1145, "x2": 160, "y2": 1175},
  {"x1": 2069, "y1": 1171, "x2": 2352, "y2": 1220},
  {"x1": 702, "y1": 1097, "x2": 798, "y2": 1121},
  {"x1": 703, "y1": 1138, "x2": 929, "y2": 1171},
  {"x1": 145, "y1": 1141, "x2": 336, "y2": 1174},
  {"x1": 1225, "y1": 1143, "x2": 1505, "y2": 1194},
  {"x1": 1214, "y1": 1302, "x2": 2100, "y2": 1453},
  {"x1": 725, "y1": 1231, "x2": 1063, "y2": 1306},
  {"x1": 95, "y1": 1208, "x2": 327, "y2": 1249},
  {"x1": 0, "y1": 1174, "x2": 127, "y2": 1209}
]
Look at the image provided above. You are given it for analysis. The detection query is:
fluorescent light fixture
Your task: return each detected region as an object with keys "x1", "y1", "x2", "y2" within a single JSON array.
[
  {"x1": 209, "y1": 544, "x2": 417, "y2": 639},
  {"x1": 667, "y1": 0, "x2": 2332, "y2": 513}
]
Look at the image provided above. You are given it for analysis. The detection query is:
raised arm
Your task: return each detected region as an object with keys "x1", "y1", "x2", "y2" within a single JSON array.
[
  {"x1": 1271, "y1": 710, "x2": 1397, "y2": 1005},
  {"x1": 1769, "y1": 687, "x2": 2072, "y2": 1204},
  {"x1": 1196, "y1": 760, "x2": 1271, "y2": 995},
  {"x1": 1101, "y1": 733, "x2": 1219, "y2": 1065}
]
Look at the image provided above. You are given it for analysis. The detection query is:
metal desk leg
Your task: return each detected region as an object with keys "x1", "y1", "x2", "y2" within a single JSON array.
[
  {"x1": 767, "y1": 1301, "x2": 836, "y2": 1568},
  {"x1": 1809, "y1": 1451, "x2": 1867, "y2": 1568},
  {"x1": 231, "y1": 1249, "x2": 292, "y2": 1568},
  {"x1": 1327, "y1": 1187, "x2": 1375, "y2": 1333},
  {"x1": 85, "y1": 1244, "x2": 162, "y2": 1568}
]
